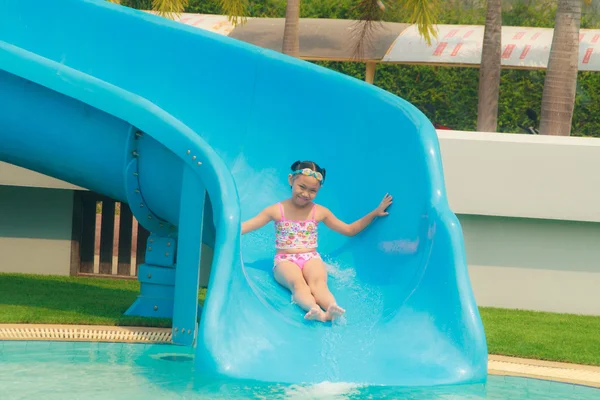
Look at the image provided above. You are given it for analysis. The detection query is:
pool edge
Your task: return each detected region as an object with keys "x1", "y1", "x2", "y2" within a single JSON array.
[
  {"x1": 488, "y1": 355, "x2": 600, "y2": 389},
  {"x1": 0, "y1": 323, "x2": 172, "y2": 343}
]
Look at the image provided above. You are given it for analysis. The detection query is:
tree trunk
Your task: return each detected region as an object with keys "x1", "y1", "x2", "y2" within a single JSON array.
[
  {"x1": 282, "y1": 0, "x2": 300, "y2": 57},
  {"x1": 539, "y1": 0, "x2": 582, "y2": 136},
  {"x1": 477, "y1": 0, "x2": 502, "y2": 132}
]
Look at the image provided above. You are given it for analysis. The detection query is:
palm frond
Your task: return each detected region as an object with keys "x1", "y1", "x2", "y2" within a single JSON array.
[
  {"x1": 220, "y1": 0, "x2": 249, "y2": 26},
  {"x1": 349, "y1": 0, "x2": 386, "y2": 61},
  {"x1": 351, "y1": 0, "x2": 439, "y2": 60},
  {"x1": 401, "y1": 0, "x2": 439, "y2": 45},
  {"x1": 152, "y1": 0, "x2": 188, "y2": 20}
]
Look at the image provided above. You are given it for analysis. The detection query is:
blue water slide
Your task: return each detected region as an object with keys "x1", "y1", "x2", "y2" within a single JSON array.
[{"x1": 0, "y1": 0, "x2": 487, "y2": 386}]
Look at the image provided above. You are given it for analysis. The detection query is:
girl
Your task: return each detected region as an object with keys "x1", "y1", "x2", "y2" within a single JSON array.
[{"x1": 242, "y1": 161, "x2": 392, "y2": 322}]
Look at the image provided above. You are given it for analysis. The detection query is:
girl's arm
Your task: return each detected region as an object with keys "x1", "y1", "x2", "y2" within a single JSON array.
[
  {"x1": 322, "y1": 194, "x2": 392, "y2": 237},
  {"x1": 241, "y1": 205, "x2": 276, "y2": 235}
]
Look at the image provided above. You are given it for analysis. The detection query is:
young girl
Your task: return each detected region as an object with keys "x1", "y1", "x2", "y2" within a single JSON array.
[{"x1": 242, "y1": 160, "x2": 392, "y2": 322}]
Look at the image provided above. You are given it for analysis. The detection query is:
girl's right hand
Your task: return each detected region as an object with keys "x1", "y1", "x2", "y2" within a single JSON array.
[{"x1": 374, "y1": 194, "x2": 393, "y2": 216}]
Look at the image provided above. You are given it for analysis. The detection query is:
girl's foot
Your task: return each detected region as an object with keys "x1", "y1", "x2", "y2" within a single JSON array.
[
  {"x1": 325, "y1": 304, "x2": 345, "y2": 321},
  {"x1": 304, "y1": 307, "x2": 326, "y2": 322}
]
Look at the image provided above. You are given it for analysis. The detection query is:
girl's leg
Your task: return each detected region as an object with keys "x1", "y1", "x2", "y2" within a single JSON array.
[
  {"x1": 302, "y1": 258, "x2": 345, "y2": 321},
  {"x1": 274, "y1": 261, "x2": 326, "y2": 321}
]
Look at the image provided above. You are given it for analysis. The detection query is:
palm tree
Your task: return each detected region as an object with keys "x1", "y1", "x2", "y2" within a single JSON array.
[
  {"x1": 263, "y1": 0, "x2": 438, "y2": 58},
  {"x1": 282, "y1": 0, "x2": 301, "y2": 57},
  {"x1": 109, "y1": 0, "x2": 436, "y2": 60},
  {"x1": 538, "y1": 0, "x2": 582, "y2": 136},
  {"x1": 277, "y1": 0, "x2": 441, "y2": 57},
  {"x1": 477, "y1": 0, "x2": 502, "y2": 132},
  {"x1": 330, "y1": 0, "x2": 439, "y2": 60}
]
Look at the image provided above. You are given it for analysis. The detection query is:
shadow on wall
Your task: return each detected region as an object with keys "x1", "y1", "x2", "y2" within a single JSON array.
[
  {"x1": 459, "y1": 214, "x2": 600, "y2": 273},
  {"x1": 0, "y1": 185, "x2": 74, "y2": 240}
]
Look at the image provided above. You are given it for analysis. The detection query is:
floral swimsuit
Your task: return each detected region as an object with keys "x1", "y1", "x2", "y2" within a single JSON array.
[{"x1": 273, "y1": 203, "x2": 321, "y2": 270}]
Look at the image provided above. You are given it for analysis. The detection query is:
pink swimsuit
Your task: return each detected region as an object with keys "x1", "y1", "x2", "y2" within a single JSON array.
[{"x1": 273, "y1": 203, "x2": 321, "y2": 270}]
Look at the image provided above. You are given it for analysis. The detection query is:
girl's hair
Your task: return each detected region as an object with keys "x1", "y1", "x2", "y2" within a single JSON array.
[{"x1": 290, "y1": 160, "x2": 326, "y2": 184}]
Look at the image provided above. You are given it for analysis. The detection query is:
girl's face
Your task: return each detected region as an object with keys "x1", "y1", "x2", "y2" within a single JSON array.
[{"x1": 288, "y1": 174, "x2": 321, "y2": 207}]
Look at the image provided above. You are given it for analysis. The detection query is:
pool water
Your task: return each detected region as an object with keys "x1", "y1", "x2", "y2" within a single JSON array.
[{"x1": 0, "y1": 341, "x2": 598, "y2": 399}]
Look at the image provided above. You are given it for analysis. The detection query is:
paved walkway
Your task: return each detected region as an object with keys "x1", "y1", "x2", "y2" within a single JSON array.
[
  {"x1": 489, "y1": 355, "x2": 600, "y2": 388},
  {"x1": 1, "y1": 324, "x2": 599, "y2": 388}
]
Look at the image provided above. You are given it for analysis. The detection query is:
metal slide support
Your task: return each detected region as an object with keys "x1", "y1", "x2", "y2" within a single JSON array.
[
  {"x1": 123, "y1": 126, "x2": 177, "y2": 235},
  {"x1": 123, "y1": 126, "x2": 179, "y2": 318},
  {"x1": 172, "y1": 165, "x2": 205, "y2": 345}
]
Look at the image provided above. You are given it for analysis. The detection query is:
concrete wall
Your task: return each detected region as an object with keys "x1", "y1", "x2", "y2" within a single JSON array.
[
  {"x1": 458, "y1": 214, "x2": 600, "y2": 315},
  {"x1": 0, "y1": 162, "x2": 83, "y2": 190},
  {"x1": 438, "y1": 131, "x2": 600, "y2": 316},
  {"x1": 2, "y1": 132, "x2": 600, "y2": 315},
  {"x1": 0, "y1": 185, "x2": 74, "y2": 276},
  {"x1": 438, "y1": 130, "x2": 600, "y2": 223}
]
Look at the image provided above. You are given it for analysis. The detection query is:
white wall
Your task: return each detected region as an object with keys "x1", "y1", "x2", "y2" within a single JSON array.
[
  {"x1": 439, "y1": 131, "x2": 600, "y2": 315},
  {"x1": 438, "y1": 130, "x2": 600, "y2": 223},
  {"x1": 0, "y1": 162, "x2": 83, "y2": 190},
  {"x1": 458, "y1": 214, "x2": 600, "y2": 315}
]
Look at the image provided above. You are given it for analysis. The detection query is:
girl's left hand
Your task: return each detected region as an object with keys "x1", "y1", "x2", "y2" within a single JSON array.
[{"x1": 374, "y1": 194, "x2": 393, "y2": 216}]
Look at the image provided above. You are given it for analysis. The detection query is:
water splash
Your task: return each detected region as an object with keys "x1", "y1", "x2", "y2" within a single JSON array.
[{"x1": 282, "y1": 381, "x2": 364, "y2": 399}]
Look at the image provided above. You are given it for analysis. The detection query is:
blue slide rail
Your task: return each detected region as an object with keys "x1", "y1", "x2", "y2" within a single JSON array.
[{"x1": 0, "y1": 0, "x2": 487, "y2": 386}]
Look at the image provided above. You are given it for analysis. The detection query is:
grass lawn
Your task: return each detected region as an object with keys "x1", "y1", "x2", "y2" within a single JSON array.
[
  {"x1": 480, "y1": 307, "x2": 600, "y2": 366},
  {"x1": 0, "y1": 273, "x2": 206, "y2": 328},
  {"x1": 1, "y1": 273, "x2": 599, "y2": 367}
]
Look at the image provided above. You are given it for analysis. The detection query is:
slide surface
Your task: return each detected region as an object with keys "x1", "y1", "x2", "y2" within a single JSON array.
[{"x1": 0, "y1": 0, "x2": 487, "y2": 386}]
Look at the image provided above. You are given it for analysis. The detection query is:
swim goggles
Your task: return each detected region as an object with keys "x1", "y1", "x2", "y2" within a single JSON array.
[{"x1": 292, "y1": 168, "x2": 323, "y2": 183}]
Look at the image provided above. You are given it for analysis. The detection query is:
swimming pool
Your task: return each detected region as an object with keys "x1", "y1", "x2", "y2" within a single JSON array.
[{"x1": 0, "y1": 341, "x2": 597, "y2": 399}]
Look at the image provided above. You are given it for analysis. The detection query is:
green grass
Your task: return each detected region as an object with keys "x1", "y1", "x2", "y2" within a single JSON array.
[
  {"x1": 0, "y1": 273, "x2": 206, "y2": 328},
  {"x1": 1, "y1": 273, "x2": 599, "y2": 367},
  {"x1": 480, "y1": 307, "x2": 600, "y2": 366}
]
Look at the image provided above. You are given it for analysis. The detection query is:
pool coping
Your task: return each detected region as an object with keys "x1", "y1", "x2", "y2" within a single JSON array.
[
  {"x1": 488, "y1": 355, "x2": 600, "y2": 389},
  {"x1": 1, "y1": 324, "x2": 599, "y2": 389},
  {"x1": 0, "y1": 324, "x2": 172, "y2": 343}
]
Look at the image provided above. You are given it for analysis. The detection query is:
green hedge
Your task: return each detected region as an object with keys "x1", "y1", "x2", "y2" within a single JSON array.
[
  {"x1": 315, "y1": 62, "x2": 600, "y2": 137},
  {"x1": 119, "y1": 0, "x2": 600, "y2": 136}
]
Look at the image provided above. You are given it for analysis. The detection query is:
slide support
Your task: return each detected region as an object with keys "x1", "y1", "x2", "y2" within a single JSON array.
[
  {"x1": 124, "y1": 126, "x2": 180, "y2": 318},
  {"x1": 172, "y1": 165, "x2": 206, "y2": 345}
]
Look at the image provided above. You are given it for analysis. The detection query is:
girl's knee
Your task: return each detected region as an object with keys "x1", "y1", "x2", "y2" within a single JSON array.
[
  {"x1": 308, "y1": 279, "x2": 327, "y2": 291},
  {"x1": 289, "y1": 279, "x2": 310, "y2": 293}
]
